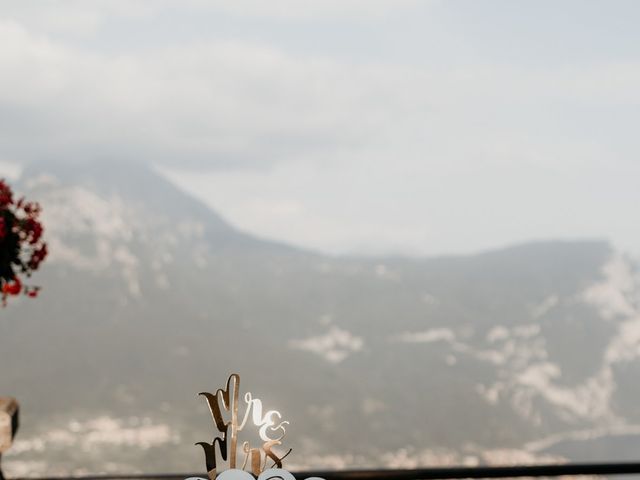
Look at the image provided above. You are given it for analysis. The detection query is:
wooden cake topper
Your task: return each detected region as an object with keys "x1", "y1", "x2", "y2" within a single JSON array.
[{"x1": 197, "y1": 374, "x2": 291, "y2": 480}]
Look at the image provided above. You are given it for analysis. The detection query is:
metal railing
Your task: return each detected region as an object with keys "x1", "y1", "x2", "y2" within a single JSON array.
[{"x1": 14, "y1": 463, "x2": 640, "y2": 480}]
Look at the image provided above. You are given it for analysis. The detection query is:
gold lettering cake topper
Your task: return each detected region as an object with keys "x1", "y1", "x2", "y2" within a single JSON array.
[{"x1": 197, "y1": 374, "x2": 292, "y2": 480}]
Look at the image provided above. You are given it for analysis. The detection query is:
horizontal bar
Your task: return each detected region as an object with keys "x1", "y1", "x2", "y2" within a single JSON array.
[
  {"x1": 297, "y1": 463, "x2": 640, "y2": 479},
  {"x1": 13, "y1": 462, "x2": 640, "y2": 480}
]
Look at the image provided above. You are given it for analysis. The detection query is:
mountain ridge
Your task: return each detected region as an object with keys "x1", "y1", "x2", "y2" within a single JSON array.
[
  {"x1": 19, "y1": 160, "x2": 301, "y2": 255},
  {"x1": 1, "y1": 161, "x2": 638, "y2": 475}
]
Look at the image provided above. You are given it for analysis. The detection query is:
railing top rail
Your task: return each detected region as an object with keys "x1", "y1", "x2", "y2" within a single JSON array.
[{"x1": 14, "y1": 462, "x2": 640, "y2": 480}]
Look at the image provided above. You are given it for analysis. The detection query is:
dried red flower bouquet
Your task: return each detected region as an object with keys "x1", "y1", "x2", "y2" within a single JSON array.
[{"x1": 0, "y1": 179, "x2": 47, "y2": 306}]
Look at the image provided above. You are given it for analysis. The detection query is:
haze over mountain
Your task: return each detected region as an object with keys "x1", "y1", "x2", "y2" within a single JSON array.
[{"x1": 1, "y1": 161, "x2": 639, "y2": 476}]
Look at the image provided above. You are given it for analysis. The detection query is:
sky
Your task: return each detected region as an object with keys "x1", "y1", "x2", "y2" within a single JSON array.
[{"x1": 0, "y1": 0, "x2": 639, "y2": 256}]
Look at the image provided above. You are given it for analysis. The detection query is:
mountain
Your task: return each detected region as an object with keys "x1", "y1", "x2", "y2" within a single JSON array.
[{"x1": 1, "y1": 161, "x2": 639, "y2": 476}]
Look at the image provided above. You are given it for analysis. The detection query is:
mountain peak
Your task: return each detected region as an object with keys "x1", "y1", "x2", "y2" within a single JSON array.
[{"x1": 20, "y1": 160, "x2": 297, "y2": 254}]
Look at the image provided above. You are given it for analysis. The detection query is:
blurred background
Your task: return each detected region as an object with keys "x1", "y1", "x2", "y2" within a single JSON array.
[{"x1": 0, "y1": 0, "x2": 639, "y2": 476}]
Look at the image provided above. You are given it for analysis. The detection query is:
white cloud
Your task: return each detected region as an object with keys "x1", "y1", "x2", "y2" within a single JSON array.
[
  {"x1": 394, "y1": 328, "x2": 455, "y2": 344},
  {"x1": 5, "y1": 415, "x2": 179, "y2": 477},
  {"x1": 192, "y1": 0, "x2": 427, "y2": 20},
  {"x1": 4, "y1": 14, "x2": 640, "y2": 171},
  {"x1": 0, "y1": 160, "x2": 22, "y2": 180},
  {"x1": 2, "y1": 3, "x2": 640, "y2": 255},
  {"x1": 0, "y1": 20, "x2": 423, "y2": 167},
  {"x1": 289, "y1": 326, "x2": 363, "y2": 363},
  {"x1": 0, "y1": 0, "x2": 429, "y2": 34}
]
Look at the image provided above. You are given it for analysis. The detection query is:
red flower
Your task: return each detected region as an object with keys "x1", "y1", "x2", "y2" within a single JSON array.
[
  {"x1": 0, "y1": 178, "x2": 47, "y2": 306},
  {"x1": 26, "y1": 287, "x2": 40, "y2": 298},
  {"x1": 28, "y1": 243, "x2": 48, "y2": 270},
  {"x1": 23, "y1": 217, "x2": 44, "y2": 244},
  {"x1": 0, "y1": 180, "x2": 13, "y2": 207},
  {"x1": 2, "y1": 277, "x2": 22, "y2": 296}
]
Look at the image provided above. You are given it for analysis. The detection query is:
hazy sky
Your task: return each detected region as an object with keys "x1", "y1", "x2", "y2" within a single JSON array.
[{"x1": 1, "y1": 0, "x2": 639, "y2": 256}]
